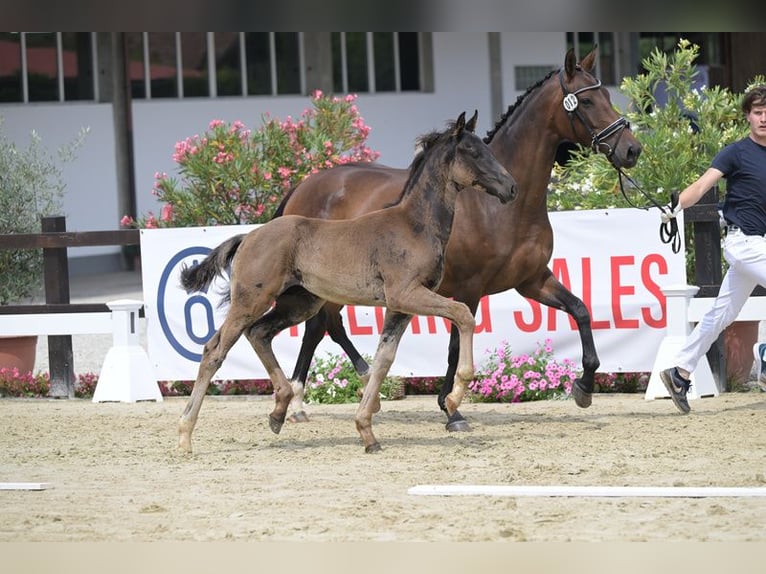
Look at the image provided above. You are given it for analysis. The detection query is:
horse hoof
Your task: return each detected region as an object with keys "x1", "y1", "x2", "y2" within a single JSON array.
[
  {"x1": 445, "y1": 411, "x2": 472, "y2": 433},
  {"x1": 287, "y1": 411, "x2": 310, "y2": 423},
  {"x1": 365, "y1": 442, "x2": 382, "y2": 454},
  {"x1": 269, "y1": 414, "x2": 285, "y2": 434},
  {"x1": 572, "y1": 380, "x2": 592, "y2": 408}
]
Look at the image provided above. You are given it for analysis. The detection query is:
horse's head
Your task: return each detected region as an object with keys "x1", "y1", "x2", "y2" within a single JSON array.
[
  {"x1": 451, "y1": 110, "x2": 518, "y2": 204},
  {"x1": 557, "y1": 46, "x2": 642, "y2": 169}
]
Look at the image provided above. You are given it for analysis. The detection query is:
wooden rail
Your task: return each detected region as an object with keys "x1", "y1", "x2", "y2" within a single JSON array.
[{"x1": 0, "y1": 215, "x2": 140, "y2": 397}]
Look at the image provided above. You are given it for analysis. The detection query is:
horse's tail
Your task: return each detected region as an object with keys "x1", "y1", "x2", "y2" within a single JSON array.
[{"x1": 180, "y1": 234, "x2": 246, "y2": 293}]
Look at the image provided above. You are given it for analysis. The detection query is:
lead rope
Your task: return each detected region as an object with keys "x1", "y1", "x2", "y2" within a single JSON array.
[{"x1": 615, "y1": 167, "x2": 681, "y2": 254}]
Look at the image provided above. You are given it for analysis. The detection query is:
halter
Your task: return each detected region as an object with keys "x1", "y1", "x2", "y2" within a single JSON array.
[
  {"x1": 558, "y1": 67, "x2": 629, "y2": 159},
  {"x1": 558, "y1": 67, "x2": 680, "y2": 253}
]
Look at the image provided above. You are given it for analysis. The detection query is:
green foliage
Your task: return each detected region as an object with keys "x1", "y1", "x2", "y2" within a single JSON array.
[
  {"x1": 124, "y1": 91, "x2": 379, "y2": 229},
  {"x1": 0, "y1": 120, "x2": 87, "y2": 304},
  {"x1": 549, "y1": 38, "x2": 750, "y2": 212}
]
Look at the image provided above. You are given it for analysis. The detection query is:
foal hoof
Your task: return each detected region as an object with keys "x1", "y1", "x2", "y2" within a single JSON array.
[
  {"x1": 365, "y1": 442, "x2": 382, "y2": 454},
  {"x1": 269, "y1": 414, "x2": 285, "y2": 434},
  {"x1": 445, "y1": 410, "x2": 472, "y2": 433},
  {"x1": 572, "y1": 379, "x2": 592, "y2": 408},
  {"x1": 287, "y1": 411, "x2": 310, "y2": 423}
]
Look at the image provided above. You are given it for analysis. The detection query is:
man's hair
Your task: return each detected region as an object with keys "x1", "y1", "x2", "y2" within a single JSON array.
[{"x1": 742, "y1": 85, "x2": 766, "y2": 114}]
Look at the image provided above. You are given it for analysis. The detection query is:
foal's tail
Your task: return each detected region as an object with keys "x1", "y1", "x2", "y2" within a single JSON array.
[{"x1": 180, "y1": 234, "x2": 246, "y2": 293}]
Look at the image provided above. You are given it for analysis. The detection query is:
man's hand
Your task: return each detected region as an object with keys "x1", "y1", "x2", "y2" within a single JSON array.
[{"x1": 660, "y1": 201, "x2": 682, "y2": 224}]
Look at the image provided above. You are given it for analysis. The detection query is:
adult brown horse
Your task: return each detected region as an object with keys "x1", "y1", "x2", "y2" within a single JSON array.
[
  {"x1": 277, "y1": 47, "x2": 642, "y2": 431},
  {"x1": 177, "y1": 112, "x2": 517, "y2": 454}
]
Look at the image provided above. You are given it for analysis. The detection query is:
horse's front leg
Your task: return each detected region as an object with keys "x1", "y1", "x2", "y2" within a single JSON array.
[
  {"x1": 439, "y1": 302, "x2": 476, "y2": 417},
  {"x1": 355, "y1": 311, "x2": 410, "y2": 453},
  {"x1": 438, "y1": 298, "x2": 480, "y2": 432},
  {"x1": 519, "y1": 271, "x2": 599, "y2": 408}
]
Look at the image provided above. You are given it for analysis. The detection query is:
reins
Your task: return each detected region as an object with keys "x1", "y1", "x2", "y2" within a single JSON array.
[
  {"x1": 614, "y1": 167, "x2": 682, "y2": 254},
  {"x1": 558, "y1": 67, "x2": 681, "y2": 254}
]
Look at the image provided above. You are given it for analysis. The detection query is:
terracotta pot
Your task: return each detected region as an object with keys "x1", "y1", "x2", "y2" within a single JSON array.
[
  {"x1": 0, "y1": 335, "x2": 38, "y2": 374},
  {"x1": 723, "y1": 320, "x2": 759, "y2": 389}
]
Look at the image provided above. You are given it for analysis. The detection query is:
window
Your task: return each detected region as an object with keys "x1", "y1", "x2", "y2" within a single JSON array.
[
  {"x1": 566, "y1": 32, "x2": 616, "y2": 85},
  {"x1": 0, "y1": 32, "x2": 96, "y2": 103},
  {"x1": 332, "y1": 32, "x2": 423, "y2": 93},
  {"x1": 1, "y1": 32, "x2": 429, "y2": 103}
]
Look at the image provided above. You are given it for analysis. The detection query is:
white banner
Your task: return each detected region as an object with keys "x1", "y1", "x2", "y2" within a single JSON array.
[{"x1": 140, "y1": 208, "x2": 685, "y2": 381}]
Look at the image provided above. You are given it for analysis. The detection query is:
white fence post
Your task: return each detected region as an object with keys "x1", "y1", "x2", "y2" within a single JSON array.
[
  {"x1": 92, "y1": 299, "x2": 162, "y2": 403},
  {"x1": 645, "y1": 284, "x2": 719, "y2": 401}
]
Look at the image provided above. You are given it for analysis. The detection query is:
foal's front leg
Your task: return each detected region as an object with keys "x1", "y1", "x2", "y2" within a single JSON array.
[
  {"x1": 355, "y1": 311, "x2": 411, "y2": 453},
  {"x1": 442, "y1": 301, "x2": 476, "y2": 416}
]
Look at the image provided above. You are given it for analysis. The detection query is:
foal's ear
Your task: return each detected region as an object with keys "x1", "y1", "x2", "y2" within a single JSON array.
[
  {"x1": 466, "y1": 110, "x2": 478, "y2": 133},
  {"x1": 580, "y1": 45, "x2": 598, "y2": 74},
  {"x1": 454, "y1": 111, "x2": 466, "y2": 135}
]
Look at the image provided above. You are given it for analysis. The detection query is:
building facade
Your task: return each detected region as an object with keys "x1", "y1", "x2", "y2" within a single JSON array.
[{"x1": 0, "y1": 32, "x2": 759, "y2": 272}]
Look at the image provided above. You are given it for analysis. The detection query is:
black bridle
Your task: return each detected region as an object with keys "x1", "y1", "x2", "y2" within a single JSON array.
[
  {"x1": 558, "y1": 68, "x2": 681, "y2": 253},
  {"x1": 558, "y1": 68, "x2": 629, "y2": 160}
]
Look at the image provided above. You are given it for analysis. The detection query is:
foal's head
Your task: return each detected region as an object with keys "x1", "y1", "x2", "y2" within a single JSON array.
[{"x1": 416, "y1": 111, "x2": 518, "y2": 204}]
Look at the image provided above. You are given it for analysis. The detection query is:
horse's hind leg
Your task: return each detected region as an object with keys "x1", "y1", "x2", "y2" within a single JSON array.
[
  {"x1": 178, "y1": 316, "x2": 250, "y2": 453},
  {"x1": 244, "y1": 291, "x2": 326, "y2": 434},
  {"x1": 519, "y1": 271, "x2": 600, "y2": 408},
  {"x1": 287, "y1": 302, "x2": 370, "y2": 423},
  {"x1": 355, "y1": 311, "x2": 410, "y2": 453}
]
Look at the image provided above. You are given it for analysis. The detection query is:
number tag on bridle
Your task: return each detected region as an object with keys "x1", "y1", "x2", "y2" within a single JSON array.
[{"x1": 563, "y1": 93, "x2": 579, "y2": 112}]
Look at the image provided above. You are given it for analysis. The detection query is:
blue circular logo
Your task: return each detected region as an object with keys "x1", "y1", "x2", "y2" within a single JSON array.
[{"x1": 157, "y1": 246, "x2": 226, "y2": 362}]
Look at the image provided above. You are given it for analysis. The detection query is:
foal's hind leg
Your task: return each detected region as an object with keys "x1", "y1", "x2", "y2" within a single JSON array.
[
  {"x1": 178, "y1": 315, "x2": 252, "y2": 453},
  {"x1": 519, "y1": 271, "x2": 600, "y2": 408},
  {"x1": 355, "y1": 311, "x2": 411, "y2": 453},
  {"x1": 244, "y1": 291, "x2": 326, "y2": 434}
]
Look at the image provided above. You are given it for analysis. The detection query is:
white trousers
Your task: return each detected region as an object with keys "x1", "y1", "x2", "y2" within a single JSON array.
[{"x1": 676, "y1": 230, "x2": 766, "y2": 373}]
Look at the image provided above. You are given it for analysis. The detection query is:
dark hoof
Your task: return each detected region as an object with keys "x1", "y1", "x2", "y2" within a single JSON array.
[
  {"x1": 445, "y1": 410, "x2": 472, "y2": 432},
  {"x1": 572, "y1": 379, "x2": 592, "y2": 408},
  {"x1": 269, "y1": 414, "x2": 285, "y2": 434},
  {"x1": 287, "y1": 411, "x2": 310, "y2": 423},
  {"x1": 365, "y1": 442, "x2": 382, "y2": 453}
]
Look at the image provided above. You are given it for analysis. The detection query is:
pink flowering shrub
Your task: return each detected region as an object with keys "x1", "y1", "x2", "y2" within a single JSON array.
[
  {"x1": 0, "y1": 369, "x2": 101, "y2": 398},
  {"x1": 122, "y1": 91, "x2": 379, "y2": 229},
  {"x1": 0, "y1": 368, "x2": 50, "y2": 397},
  {"x1": 469, "y1": 339, "x2": 578, "y2": 403}
]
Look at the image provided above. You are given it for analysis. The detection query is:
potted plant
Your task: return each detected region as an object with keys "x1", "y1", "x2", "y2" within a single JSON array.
[
  {"x1": 0, "y1": 118, "x2": 87, "y2": 374},
  {"x1": 549, "y1": 38, "x2": 763, "y2": 388}
]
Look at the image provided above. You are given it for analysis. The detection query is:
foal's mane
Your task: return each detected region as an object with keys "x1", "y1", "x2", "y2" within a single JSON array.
[
  {"x1": 483, "y1": 68, "x2": 558, "y2": 145},
  {"x1": 387, "y1": 121, "x2": 458, "y2": 207}
]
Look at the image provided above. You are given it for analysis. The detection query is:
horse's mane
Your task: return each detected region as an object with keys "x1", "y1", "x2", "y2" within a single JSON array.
[
  {"x1": 387, "y1": 121, "x2": 457, "y2": 207},
  {"x1": 271, "y1": 184, "x2": 297, "y2": 218},
  {"x1": 484, "y1": 68, "x2": 558, "y2": 144}
]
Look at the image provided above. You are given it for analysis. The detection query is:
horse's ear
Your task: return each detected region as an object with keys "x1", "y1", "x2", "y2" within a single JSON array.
[
  {"x1": 580, "y1": 45, "x2": 598, "y2": 74},
  {"x1": 564, "y1": 48, "x2": 577, "y2": 79},
  {"x1": 454, "y1": 111, "x2": 466, "y2": 135},
  {"x1": 466, "y1": 110, "x2": 478, "y2": 133}
]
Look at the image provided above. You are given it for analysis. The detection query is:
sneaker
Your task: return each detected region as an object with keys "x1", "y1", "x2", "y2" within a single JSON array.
[
  {"x1": 753, "y1": 343, "x2": 766, "y2": 392},
  {"x1": 660, "y1": 367, "x2": 691, "y2": 414}
]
